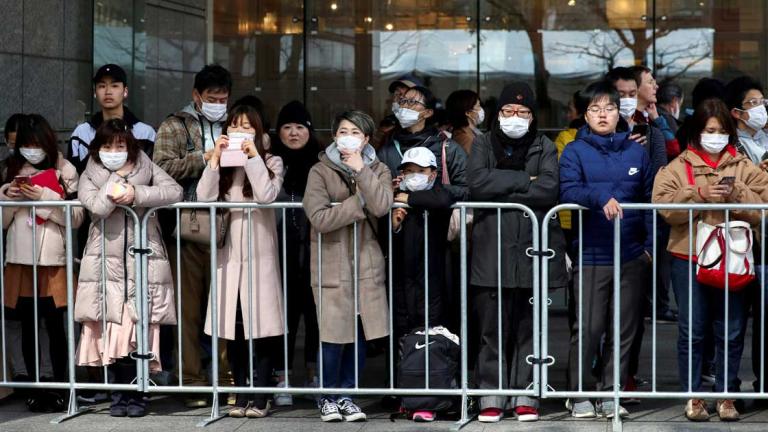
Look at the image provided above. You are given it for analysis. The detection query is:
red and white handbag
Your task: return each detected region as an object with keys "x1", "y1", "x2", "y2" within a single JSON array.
[{"x1": 695, "y1": 220, "x2": 755, "y2": 291}]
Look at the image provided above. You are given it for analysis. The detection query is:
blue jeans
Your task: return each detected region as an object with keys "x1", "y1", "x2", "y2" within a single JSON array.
[
  {"x1": 319, "y1": 320, "x2": 366, "y2": 401},
  {"x1": 670, "y1": 258, "x2": 746, "y2": 393}
]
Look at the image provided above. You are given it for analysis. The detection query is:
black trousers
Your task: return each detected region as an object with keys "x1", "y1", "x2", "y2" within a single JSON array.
[
  {"x1": 227, "y1": 306, "x2": 279, "y2": 409},
  {"x1": 11, "y1": 297, "x2": 67, "y2": 382}
]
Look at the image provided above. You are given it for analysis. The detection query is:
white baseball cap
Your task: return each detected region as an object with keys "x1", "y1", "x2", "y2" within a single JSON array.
[{"x1": 398, "y1": 147, "x2": 437, "y2": 170}]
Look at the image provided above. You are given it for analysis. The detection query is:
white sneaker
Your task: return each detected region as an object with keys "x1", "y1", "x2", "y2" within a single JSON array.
[
  {"x1": 566, "y1": 398, "x2": 597, "y2": 418},
  {"x1": 319, "y1": 398, "x2": 343, "y2": 422},
  {"x1": 337, "y1": 398, "x2": 367, "y2": 422},
  {"x1": 274, "y1": 380, "x2": 293, "y2": 407},
  {"x1": 478, "y1": 408, "x2": 504, "y2": 423}
]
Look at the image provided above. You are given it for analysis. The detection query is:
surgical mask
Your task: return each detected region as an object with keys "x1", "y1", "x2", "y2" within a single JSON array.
[
  {"x1": 742, "y1": 105, "x2": 768, "y2": 131},
  {"x1": 227, "y1": 132, "x2": 255, "y2": 149},
  {"x1": 473, "y1": 108, "x2": 485, "y2": 125},
  {"x1": 336, "y1": 135, "x2": 363, "y2": 152},
  {"x1": 19, "y1": 148, "x2": 46, "y2": 165},
  {"x1": 402, "y1": 173, "x2": 434, "y2": 192},
  {"x1": 201, "y1": 102, "x2": 227, "y2": 122},
  {"x1": 498, "y1": 115, "x2": 529, "y2": 139},
  {"x1": 391, "y1": 101, "x2": 401, "y2": 114},
  {"x1": 99, "y1": 151, "x2": 128, "y2": 171},
  {"x1": 699, "y1": 133, "x2": 730, "y2": 154},
  {"x1": 619, "y1": 97, "x2": 638, "y2": 119},
  {"x1": 671, "y1": 104, "x2": 681, "y2": 120},
  {"x1": 396, "y1": 108, "x2": 421, "y2": 129}
]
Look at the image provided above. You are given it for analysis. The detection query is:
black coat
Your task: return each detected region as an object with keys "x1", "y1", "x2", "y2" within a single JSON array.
[
  {"x1": 468, "y1": 132, "x2": 568, "y2": 290},
  {"x1": 392, "y1": 184, "x2": 455, "y2": 333}
]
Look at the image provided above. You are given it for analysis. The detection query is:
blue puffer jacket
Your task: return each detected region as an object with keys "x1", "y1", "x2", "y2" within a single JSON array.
[{"x1": 559, "y1": 128, "x2": 653, "y2": 265}]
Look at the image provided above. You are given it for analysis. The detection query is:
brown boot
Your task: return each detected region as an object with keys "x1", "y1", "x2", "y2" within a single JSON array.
[
  {"x1": 716, "y1": 399, "x2": 740, "y2": 422},
  {"x1": 684, "y1": 398, "x2": 709, "y2": 421}
]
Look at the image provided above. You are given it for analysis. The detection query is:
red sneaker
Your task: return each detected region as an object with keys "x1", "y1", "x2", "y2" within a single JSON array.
[
  {"x1": 478, "y1": 407, "x2": 503, "y2": 423},
  {"x1": 412, "y1": 410, "x2": 435, "y2": 422},
  {"x1": 514, "y1": 405, "x2": 539, "y2": 422}
]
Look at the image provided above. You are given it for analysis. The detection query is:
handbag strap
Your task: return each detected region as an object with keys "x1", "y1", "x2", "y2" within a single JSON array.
[{"x1": 441, "y1": 138, "x2": 450, "y2": 185}]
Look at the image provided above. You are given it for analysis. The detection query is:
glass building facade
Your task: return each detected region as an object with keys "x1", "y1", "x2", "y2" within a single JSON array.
[{"x1": 4, "y1": 0, "x2": 768, "y2": 137}]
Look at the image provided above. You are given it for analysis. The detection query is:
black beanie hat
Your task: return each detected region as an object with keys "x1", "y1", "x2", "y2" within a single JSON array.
[
  {"x1": 276, "y1": 100, "x2": 313, "y2": 131},
  {"x1": 497, "y1": 82, "x2": 537, "y2": 113}
]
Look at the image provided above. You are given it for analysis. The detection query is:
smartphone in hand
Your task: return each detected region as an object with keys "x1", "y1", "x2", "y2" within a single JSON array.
[
  {"x1": 631, "y1": 124, "x2": 648, "y2": 136},
  {"x1": 718, "y1": 176, "x2": 736, "y2": 186},
  {"x1": 13, "y1": 175, "x2": 31, "y2": 186}
]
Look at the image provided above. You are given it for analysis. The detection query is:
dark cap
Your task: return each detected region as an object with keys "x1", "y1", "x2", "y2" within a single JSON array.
[
  {"x1": 388, "y1": 74, "x2": 424, "y2": 93},
  {"x1": 497, "y1": 82, "x2": 537, "y2": 113},
  {"x1": 93, "y1": 64, "x2": 127, "y2": 85},
  {"x1": 276, "y1": 100, "x2": 313, "y2": 131}
]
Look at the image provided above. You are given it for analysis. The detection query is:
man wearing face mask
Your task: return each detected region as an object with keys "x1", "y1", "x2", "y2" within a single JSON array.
[
  {"x1": 467, "y1": 82, "x2": 568, "y2": 423},
  {"x1": 657, "y1": 82, "x2": 684, "y2": 134},
  {"x1": 629, "y1": 66, "x2": 681, "y2": 160},
  {"x1": 726, "y1": 76, "x2": 768, "y2": 168},
  {"x1": 377, "y1": 86, "x2": 468, "y2": 203},
  {"x1": 153, "y1": 64, "x2": 232, "y2": 408},
  {"x1": 68, "y1": 64, "x2": 156, "y2": 175},
  {"x1": 371, "y1": 76, "x2": 421, "y2": 149}
]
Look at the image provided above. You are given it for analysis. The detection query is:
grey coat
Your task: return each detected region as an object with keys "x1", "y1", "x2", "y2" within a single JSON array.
[{"x1": 467, "y1": 132, "x2": 568, "y2": 290}]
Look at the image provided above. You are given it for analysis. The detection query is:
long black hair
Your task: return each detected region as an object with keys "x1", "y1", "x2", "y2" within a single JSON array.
[{"x1": 4, "y1": 114, "x2": 59, "y2": 184}]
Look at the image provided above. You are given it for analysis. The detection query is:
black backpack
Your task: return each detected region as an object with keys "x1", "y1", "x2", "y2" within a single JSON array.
[{"x1": 397, "y1": 327, "x2": 460, "y2": 412}]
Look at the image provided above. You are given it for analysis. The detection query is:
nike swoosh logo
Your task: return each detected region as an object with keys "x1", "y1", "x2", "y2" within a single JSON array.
[
  {"x1": 628, "y1": 168, "x2": 639, "y2": 175},
  {"x1": 415, "y1": 341, "x2": 435, "y2": 350}
]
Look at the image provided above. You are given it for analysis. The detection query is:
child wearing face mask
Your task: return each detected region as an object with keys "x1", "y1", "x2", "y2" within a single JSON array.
[
  {"x1": 0, "y1": 114, "x2": 85, "y2": 412},
  {"x1": 75, "y1": 118, "x2": 183, "y2": 417},
  {"x1": 195, "y1": 105, "x2": 286, "y2": 418},
  {"x1": 390, "y1": 147, "x2": 456, "y2": 422}
]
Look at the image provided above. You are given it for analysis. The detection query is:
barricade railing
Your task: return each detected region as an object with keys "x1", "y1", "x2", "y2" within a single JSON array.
[
  {"x1": 0, "y1": 201, "x2": 144, "y2": 424},
  {"x1": 542, "y1": 203, "x2": 768, "y2": 432}
]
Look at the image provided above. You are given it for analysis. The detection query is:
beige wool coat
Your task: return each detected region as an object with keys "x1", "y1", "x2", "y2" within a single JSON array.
[
  {"x1": 75, "y1": 152, "x2": 183, "y2": 325},
  {"x1": 303, "y1": 153, "x2": 393, "y2": 344},
  {"x1": 197, "y1": 155, "x2": 286, "y2": 341}
]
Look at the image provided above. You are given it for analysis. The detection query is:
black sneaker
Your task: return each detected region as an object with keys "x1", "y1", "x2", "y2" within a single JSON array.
[
  {"x1": 110, "y1": 392, "x2": 128, "y2": 417},
  {"x1": 319, "y1": 398, "x2": 342, "y2": 422},
  {"x1": 337, "y1": 398, "x2": 367, "y2": 422}
]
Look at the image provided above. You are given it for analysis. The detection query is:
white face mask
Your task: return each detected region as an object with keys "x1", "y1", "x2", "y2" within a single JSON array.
[
  {"x1": 742, "y1": 105, "x2": 768, "y2": 131},
  {"x1": 201, "y1": 102, "x2": 227, "y2": 122},
  {"x1": 619, "y1": 97, "x2": 638, "y2": 119},
  {"x1": 227, "y1": 132, "x2": 255, "y2": 149},
  {"x1": 402, "y1": 172, "x2": 434, "y2": 192},
  {"x1": 498, "y1": 115, "x2": 529, "y2": 139},
  {"x1": 700, "y1": 133, "x2": 730, "y2": 154},
  {"x1": 396, "y1": 108, "x2": 421, "y2": 129},
  {"x1": 391, "y1": 101, "x2": 401, "y2": 114},
  {"x1": 19, "y1": 147, "x2": 46, "y2": 165},
  {"x1": 99, "y1": 151, "x2": 129, "y2": 171},
  {"x1": 336, "y1": 135, "x2": 363, "y2": 152},
  {"x1": 473, "y1": 108, "x2": 485, "y2": 125}
]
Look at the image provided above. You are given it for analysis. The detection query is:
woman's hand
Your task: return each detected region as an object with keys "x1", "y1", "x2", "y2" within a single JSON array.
[
  {"x1": 5, "y1": 184, "x2": 22, "y2": 200},
  {"x1": 602, "y1": 197, "x2": 623, "y2": 220},
  {"x1": 211, "y1": 135, "x2": 229, "y2": 169},
  {"x1": 629, "y1": 133, "x2": 647, "y2": 146},
  {"x1": 19, "y1": 184, "x2": 43, "y2": 201},
  {"x1": 341, "y1": 150, "x2": 364, "y2": 173},
  {"x1": 242, "y1": 139, "x2": 258, "y2": 158},
  {"x1": 698, "y1": 183, "x2": 731, "y2": 201},
  {"x1": 111, "y1": 183, "x2": 135, "y2": 206}
]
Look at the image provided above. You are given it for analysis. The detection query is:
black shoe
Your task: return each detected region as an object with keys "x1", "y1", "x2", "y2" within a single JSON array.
[
  {"x1": 381, "y1": 395, "x2": 401, "y2": 411},
  {"x1": 110, "y1": 392, "x2": 128, "y2": 417},
  {"x1": 127, "y1": 396, "x2": 147, "y2": 417},
  {"x1": 656, "y1": 310, "x2": 678, "y2": 323}
]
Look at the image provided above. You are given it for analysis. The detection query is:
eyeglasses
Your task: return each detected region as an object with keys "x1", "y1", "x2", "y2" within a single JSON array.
[
  {"x1": 398, "y1": 98, "x2": 426, "y2": 108},
  {"x1": 586, "y1": 104, "x2": 618, "y2": 115},
  {"x1": 743, "y1": 97, "x2": 766, "y2": 109},
  {"x1": 500, "y1": 108, "x2": 532, "y2": 119}
]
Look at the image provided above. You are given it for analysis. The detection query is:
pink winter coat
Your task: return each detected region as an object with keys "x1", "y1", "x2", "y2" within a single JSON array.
[
  {"x1": 74, "y1": 152, "x2": 183, "y2": 325},
  {"x1": 197, "y1": 155, "x2": 286, "y2": 340},
  {"x1": 0, "y1": 154, "x2": 85, "y2": 266}
]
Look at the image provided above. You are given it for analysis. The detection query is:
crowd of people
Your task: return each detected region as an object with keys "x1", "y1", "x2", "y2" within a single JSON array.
[{"x1": 3, "y1": 61, "x2": 768, "y2": 424}]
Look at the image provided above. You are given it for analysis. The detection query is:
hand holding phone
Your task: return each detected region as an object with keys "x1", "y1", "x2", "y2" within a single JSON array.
[
  {"x1": 631, "y1": 124, "x2": 648, "y2": 136},
  {"x1": 13, "y1": 175, "x2": 31, "y2": 186},
  {"x1": 718, "y1": 176, "x2": 736, "y2": 186}
]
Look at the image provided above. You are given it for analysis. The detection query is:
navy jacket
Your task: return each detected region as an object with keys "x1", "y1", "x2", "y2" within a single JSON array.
[{"x1": 559, "y1": 130, "x2": 653, "y2": 265}]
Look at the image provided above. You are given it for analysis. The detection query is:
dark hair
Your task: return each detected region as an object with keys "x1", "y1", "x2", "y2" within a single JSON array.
[
  {"x1": 5, "y1": 114, "x2": 59, "y2": 183},
  {"x1": 582, "y1": 80, "x2": 621, "y2": 109},
  {"x1": 724, "y1": 75, "x2": 764, "y2": 111},
  {"x1": 332, "y1": 110, "x2": 375, "y2": 137},
  {"x1": 220, "y1": 105, "x2": 271, "y2": 199},
  {"x1": 658, "y1": 82, "x2": 683, "y2": 105},
  {"x1": 445, "y1": 89, "x2": 480, "y2": 129},
  {"x1": 568, "y1": 90, "x2": 590, "y2": 129},
  {"x1": 405, "y1": 86, "x2": 437, "y2": 111},
  {"x1": 687, "y1": 98, "x2": 738, "y2": 151},
  {"x1": 605, "y1": 67, "x2": 636, "y2": 86},
  {"x1": 691, "y1": 78, "x2": 726, "y2": 109},
  {"x1": 629, "y1": 65, "x2": 653, "y2": 87},
  {"x1": 232, "y1": 95, "x2": 270, "y2": 132},
  {"x1": 89, "y1": 118, "x2": 141, "y2": 166},
  {"x1": 4, "y1": 113, "x2": 25, "y2": 142},
  {"x1": 193, "y1": 64, "x2": 232, "y2": 95}
]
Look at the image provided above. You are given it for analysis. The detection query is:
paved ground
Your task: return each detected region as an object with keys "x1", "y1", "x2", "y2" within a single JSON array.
[{"x1": 2, "y1": 313, "x2": 768, "y2": 431}]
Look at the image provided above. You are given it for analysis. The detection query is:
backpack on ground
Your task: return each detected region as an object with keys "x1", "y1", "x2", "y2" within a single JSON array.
[{"x1": 397, "y1": 326, "x2": 460, "y2": 412}]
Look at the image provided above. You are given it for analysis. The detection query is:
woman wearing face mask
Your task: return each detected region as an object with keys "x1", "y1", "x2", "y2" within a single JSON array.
[
  {"x1": 725, "y1": 76, "x2": 768, "y2": 169},
  {"x1": 269, "y1": 100, "x2": 323, "y2": 407},
  {"x1": 446, "y1": 89, "x2": 484, "y2": 155},
  {"x1": 467, "y1": 82, "x2": 568, "y2": 423},
  {"x1": 378, "y1": 86, "x2": 469, "y2": 203},
  {"x1": 75, "y1": 118, "x2": 182, "y2": 417},
  {"x1": 0, "y1": 114, "x2": 85, "y2": 412},
  {"x1": 303, "y1": 110, "x2": 392, "y2": 423},
  {"x1": 654, "y1": 98, "x2": 768, "y2": 422},
  {"x1": 196, "y1": 104, "x2": 286, "y2": 418}
]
